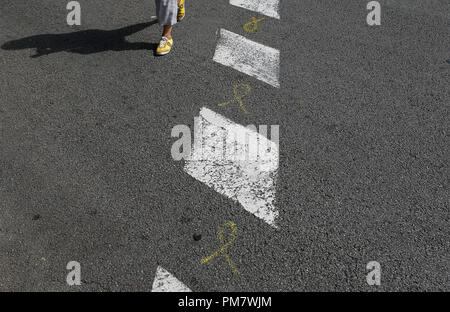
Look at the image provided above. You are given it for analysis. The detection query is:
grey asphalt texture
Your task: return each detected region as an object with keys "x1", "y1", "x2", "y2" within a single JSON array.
[{"x1": 0, "y1": 0, "x2": 449, "y2": 291}]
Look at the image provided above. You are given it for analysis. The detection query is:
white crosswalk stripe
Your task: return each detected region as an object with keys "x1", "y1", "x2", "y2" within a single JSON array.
[
  {"x1": 184, "y1": 107, "x2": 280, "y2": 228},
  {"x1": 151, "y1": 266, "x2": 192, "y2": 292},
  {"x1": 230, "y1": 0, "x2": 281, "y2": 19},
  {"x1": 213, "y1": 29, "x2": 280, "y2": 88}
]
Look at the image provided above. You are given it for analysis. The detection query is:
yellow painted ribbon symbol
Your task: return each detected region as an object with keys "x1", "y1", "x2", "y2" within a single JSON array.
[
  {"x1": 244, "y1": 17, "x2": 265, "y2": 33},
  {"x1": 200, "y1": 221, "x2": 240, "y2": 275},
  {"x1": 218, "y1": 83, "x2": 251, "y2": 114}
]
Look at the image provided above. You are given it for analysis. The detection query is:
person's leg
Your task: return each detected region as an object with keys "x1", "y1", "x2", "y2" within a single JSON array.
[
  {"x1": 155, "y1": 0, "x2": 178, "y2": 55},
  {"x1": 155, "y1": 0, "x2": 178, "y2": 29},
  {"x1": 154, "y1": 0, "x2": 186, "y2": 55},
  {"x1": 161, "y1": 0, "x2": 183, "y2": 39},
  {"x1": 162, "y1": 25, "x2": 173, "y2": 39}
]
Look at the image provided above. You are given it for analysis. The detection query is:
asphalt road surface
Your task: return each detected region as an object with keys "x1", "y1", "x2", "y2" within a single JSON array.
[{"x1": 1, "y1": 0, "x2": 449, "y2": 291}]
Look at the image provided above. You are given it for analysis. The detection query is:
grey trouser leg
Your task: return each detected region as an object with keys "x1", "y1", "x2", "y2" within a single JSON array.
[{"x1": 155, "y1": 0, "x2": 178, "y2": 26}]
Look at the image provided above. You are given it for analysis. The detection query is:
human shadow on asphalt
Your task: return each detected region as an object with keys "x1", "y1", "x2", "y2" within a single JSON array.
[{"x1": 1, "y1": 21, "x2": 158, "y2": 58}]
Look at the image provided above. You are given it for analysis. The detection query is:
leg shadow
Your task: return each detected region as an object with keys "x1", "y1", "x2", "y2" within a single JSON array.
[{"x1": 1, "y1": 21, "x2": 158, "y2": 58}]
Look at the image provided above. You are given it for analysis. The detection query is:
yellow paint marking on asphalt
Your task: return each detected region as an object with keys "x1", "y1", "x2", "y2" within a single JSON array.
[
  {"x1": 201, "y1": 221, "x2": 240, "y2": 275},
  {"x1": 244, "y1": 17, "x2": 265, "y2": 33},
  {"x1": 218, "y1": 83, "x2": 251, "y2": 114}
]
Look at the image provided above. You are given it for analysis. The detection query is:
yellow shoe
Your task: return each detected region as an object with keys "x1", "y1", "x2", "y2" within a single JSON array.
[
  {"x1": 177, "y1": 0, "x2": 185, "y2": 22},
  {"x1": 156, "y1": 36, "x2": 173, "y2": 55}
]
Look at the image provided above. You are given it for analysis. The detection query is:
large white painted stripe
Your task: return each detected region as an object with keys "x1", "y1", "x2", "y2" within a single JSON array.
[
  {"x1": 151, "y1": 266, "x2": 192, "y2": 292},
  {"x1": 184, "y1": 107, "x2": 279, "y2": 228},
  {"x1": 230, "y1": 0, "x2": 280, "y2": 19},
  {"x1": 213, "y1": 29, "x2": 280, "y2": 88}
]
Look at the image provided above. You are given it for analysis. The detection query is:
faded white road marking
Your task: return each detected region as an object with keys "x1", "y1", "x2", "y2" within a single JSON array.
[
  {"x1": 184, "y1": 107, "x2": 279, "y2": 228},
  {"x1": 151, "y1": 266, "x2": 192, "y2": 292},
  {"x1": 230, "y1": 0, "x2": 280, "y2": 19},
  {"x1": 213, "y1": 29, "x2": 280, "y2": 88}
]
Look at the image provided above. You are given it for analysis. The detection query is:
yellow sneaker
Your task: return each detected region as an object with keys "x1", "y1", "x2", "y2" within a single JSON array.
[
  {"x1": 156, "y1": 36, "x2": 173, "y2": 55},
  {"x1": 177, "y1": 0, "x2": 185, "y2": 22}
]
